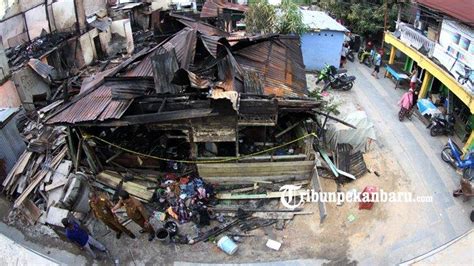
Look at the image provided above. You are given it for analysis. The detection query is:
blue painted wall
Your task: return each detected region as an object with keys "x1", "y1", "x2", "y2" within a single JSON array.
[{"x1": 301, "y1": 30, "x2": 345, "y2": 71}]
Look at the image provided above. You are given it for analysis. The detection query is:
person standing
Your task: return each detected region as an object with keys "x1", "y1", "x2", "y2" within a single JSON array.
[
  {"x1": 62, "y1": 218, "x2": 107, "y2": 259},
  {"x1": 410, "y1": 68, "x2": 418, "y2": 90},
  {"x1": 89, "y1": 191, "x2": 136, "y2": 239},
  {"x1": 340, "y1": 43, "x2": 348, "y2": 68},
  {"x1": 371, "y1": 50, "x2": 382, "y2": 79},
  {"x1": 112, "y1": 190, "x2": 155, "y2": 241}
]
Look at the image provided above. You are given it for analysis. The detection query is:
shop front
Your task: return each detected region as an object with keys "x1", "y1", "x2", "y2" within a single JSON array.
[{"x1": 385, "y1": 32, "x2": 474, "y2": 152}]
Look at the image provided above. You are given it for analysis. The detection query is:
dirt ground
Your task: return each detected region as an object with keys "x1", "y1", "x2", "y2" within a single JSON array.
[{"x1": 0, "y1": 73, "x2": 421, "y2": 265}]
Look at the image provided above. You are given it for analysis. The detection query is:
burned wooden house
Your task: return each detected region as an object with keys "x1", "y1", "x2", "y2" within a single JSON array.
[{"x1": 44, "y1": 18, "x2": 322, "y2": 189}]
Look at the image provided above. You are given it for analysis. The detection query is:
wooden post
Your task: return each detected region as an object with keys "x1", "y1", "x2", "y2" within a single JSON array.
[
  {"x1": 389, "y1": 46, "x2": 396, "y2": 65},
  {"x1": 235, "y1": 125, "x2": 239, "y2": 157},
  {"x1": 75, "y1": 139, "x2": 83, "y2": 172},
  {"x1": 419, "y1": 71, "x2": 432, "y2": 99},
  {"x1": 66, "y1": 127, "x2": 77, "y2": 164}
]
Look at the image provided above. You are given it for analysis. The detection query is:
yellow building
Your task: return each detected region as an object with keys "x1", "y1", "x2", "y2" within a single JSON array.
[{"x1": 384, "y1": 0, "x2": 474, "y2": 152}]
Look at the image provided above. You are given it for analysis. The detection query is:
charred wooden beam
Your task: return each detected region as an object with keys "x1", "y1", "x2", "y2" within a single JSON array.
[
  {"x1": 76, "y1": 108, "x2": 218, "y2": 127},
  {"x1": 313, "y1": 110, "x2": 357, "y2": 129}
]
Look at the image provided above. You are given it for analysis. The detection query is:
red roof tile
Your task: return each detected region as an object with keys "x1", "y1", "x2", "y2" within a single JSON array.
[{"x1": 417, "y1": 0, "x2": 474, "y2": 26}]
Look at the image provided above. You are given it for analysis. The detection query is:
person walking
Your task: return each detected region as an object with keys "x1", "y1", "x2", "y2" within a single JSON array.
[
  {"x1": 371, "y1": 50, "x2": 382, "y2": 79},
  {"x1": 112, "y1": 190, "x2": 155, "y2": 241},
  {"x1": 89, "y1": 191, "x2": 136, "y2": 239},
  {"x1": 62, "y1": 218, "x2": 107, "y2": 259}
]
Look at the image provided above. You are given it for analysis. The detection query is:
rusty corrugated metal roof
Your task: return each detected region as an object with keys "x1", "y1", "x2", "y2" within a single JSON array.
[
  {"x1": 233, "y1": 36, "x2": 307, "y2": 97},
  {"x1": 125, "y1": 28, "x2": 196, "y2": 78},
  {"x1": 173, "y1": 16, "x2": 230, "y2": 37},
  {"x1": 173, "y1": 69, "x2": 212, "y2": 89},
  {"x1": 47, "y1": 83, "x2": 132, "y2": 124},
  {"x1": 200, "y1": 35, "x2": 226, "y2": 58},
  {"x1": 200, "y1": 0, "x2": 248, "y2": 18},
  {"x1": 161, "y1": 27, "x2": 196, "y2": 69},
  {"x1": 417, "y1": 0, "x2": 474, "y2": 26},
  {"x1": 125, "y1": 55, "x2": 154, "y2": 77}
]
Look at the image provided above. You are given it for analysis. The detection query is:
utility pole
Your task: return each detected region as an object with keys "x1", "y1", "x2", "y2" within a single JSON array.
[
  {"x1": 396, "y1": 2, "x2": 402, "y2": 29},
  {"x1": 381, "y1": 0, "x2": 388, "y2": 48}
]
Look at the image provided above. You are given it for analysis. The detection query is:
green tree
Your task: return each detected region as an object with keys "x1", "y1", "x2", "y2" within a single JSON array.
[
  {"x1": 245, "y1": 0, "x2": 307, "y2": 35},
  {"x1": 278, "y1": 0, "x2": 308, "y2": 35},
  {"x1": 319, "y1": 0, "x2": 398, "y2": 37},
  {"x1": 245, "y1": 0, "x2": 277, "y2": 35}
]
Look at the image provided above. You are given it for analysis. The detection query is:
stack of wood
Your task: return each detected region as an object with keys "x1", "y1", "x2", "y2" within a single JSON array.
[
  {"x1": 95, "y1": 170, "x2": 155, "y2": 202},
  {"x1": 2, "y1": 120, "x2": 70, "y2": 225}
]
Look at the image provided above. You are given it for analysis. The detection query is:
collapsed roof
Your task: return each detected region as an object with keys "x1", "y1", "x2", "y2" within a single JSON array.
[{"x1": 46, "y1": 17, "x2": 311, "y2": 126}]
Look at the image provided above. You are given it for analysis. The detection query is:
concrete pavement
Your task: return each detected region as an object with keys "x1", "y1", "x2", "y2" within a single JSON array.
[{"x1": 345, "y1": 61, "x2": 473, "y2": 265}]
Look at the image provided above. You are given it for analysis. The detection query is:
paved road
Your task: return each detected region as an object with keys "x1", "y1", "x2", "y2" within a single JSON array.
[{"x1": 346, "y1": 62, "x2": 473, "y2": 264}]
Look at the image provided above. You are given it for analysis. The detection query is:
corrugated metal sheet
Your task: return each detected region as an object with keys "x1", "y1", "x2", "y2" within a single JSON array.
[
  {"x1": 233, "y1": 37, "x2": 307, "y2": 97},
  {"x1": 216, "y1": 52, "x2": 244, "y2": 92},
  {"x1": 175, "y1": 17, "x2": 230, "y2": 37},
  {"x1": 47, "y1": 84, "x2": 131, "y2": 124},
  {"x1": 162, "y1": 27, "x2": 196, "y2": 69},
  {"x1": 173, "y1": 69, "x2": 212, "y2": 89},
  {"x1": 125, "y1": 28, "x2": 196, "y2": 77},
  {"x1": 0, "y1": 108, "x2": 26, "y2": 174},
  {"x1": 27, "y1": 59, "x2": 54, "y2": 80},
  {"x1": 200, "y1": 35, "x2": 225, "y2": 58},
  {"x1": 418, "y1": 0, "x2": 474, "y2": 27},
  {"x1": 201, "y1": 0, "x2": 248, "y2": 18},
  {"x1": 125, "y1": 55, "x2": 154, "y2": 77}
]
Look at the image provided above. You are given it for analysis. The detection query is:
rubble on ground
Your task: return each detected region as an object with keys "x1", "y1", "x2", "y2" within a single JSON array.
[{"x1": 0, "y1": 1, "x2": 373, "y2": 258}]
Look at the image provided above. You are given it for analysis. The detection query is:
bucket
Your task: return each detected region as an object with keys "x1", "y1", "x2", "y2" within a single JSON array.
[
  {"x1": 217, "y1": 236, "x2": 238, "y2": 255},
  {"x1": 164, "y1": 221, "x2": 178, "y2": 237},
  {"x1": 156, "y1": 228, "x2": 170, "y2": 243}
]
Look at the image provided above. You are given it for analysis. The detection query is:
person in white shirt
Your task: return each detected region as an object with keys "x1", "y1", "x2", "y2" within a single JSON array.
[
  {"x1": 410, "y1": 68, "x2": 418, "y2": 90},
  {"x1": 340, "y1": 43, "x2": 349, "y2": 68}
]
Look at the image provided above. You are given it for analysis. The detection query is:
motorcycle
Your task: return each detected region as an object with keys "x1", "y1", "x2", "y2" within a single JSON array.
[
  {"x1": 322, "y1": 71, "x2": 356, "y2": 91},
  {"x1": 398, "y1": 107, "x2": 413, "y2": 121},
  {"x1": 456, "y1": 65, "x2": 473, "y2": 86},
  {"x1": 357, "y1": 47, "x2": 373, "y2": 67},
  {"x1": 427, "y1": 114, "x2": 455, "y2": 136},
  {"x1": 316, "y1": 64, "x2": 347, "y2": 84},
  {"x1": 441, "y1": 139, "x2": 474, "y2": 190},
  {"x1": 346, "y1": 49, "x2": 355, "y2": 62}
]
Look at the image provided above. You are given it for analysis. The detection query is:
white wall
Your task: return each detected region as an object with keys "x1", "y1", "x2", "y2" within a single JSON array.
[
  {"x1": 24, "y1": 4, "x2": 50, "y2": 39},
  {"x1": 78, "y1": 29, "x2": 98, "y2": 67},
  {"x1": 82, "y1": 0, "x2": 107, "y2": 17},
  {"x1": 0, "y1": 43, "x2": 11, "y2": 83},
  {"x1": 0, "y1": 14, "x2": 27, "y2": 47},
  {"x1": 52, "y1": 0, "x2": 76, "y2": 31},
  {"x1": 433, "y1": 19, "x2": 473, "y2": 92}
]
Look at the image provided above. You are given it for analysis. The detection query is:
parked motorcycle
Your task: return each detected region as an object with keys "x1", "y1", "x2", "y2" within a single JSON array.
[
  {"x1": 427, "y1": 114, "x2": 455, "y2": 136},
  {"x1": 357, "y1": 47, "x2": 373, "y2": 67},
  {"x1": 346, "y1": 49, "x2": 355, "y2": 62},
  {"x1": 441, "y1": 139, "x2": 474, "y2": 200},
  {"x1": 441, "y1": 138, "x2": 474, "y2": 170},
  {"x1": 456, "y1": 65, "x2": 473, "y2": 86},
  {"x1": 315, "y1": 64, "x2": 347, "y2": 84},
  {"x1": 322, "y1": 71, "x2": 356, "y2": 91}
]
